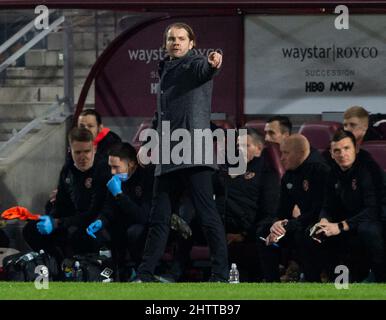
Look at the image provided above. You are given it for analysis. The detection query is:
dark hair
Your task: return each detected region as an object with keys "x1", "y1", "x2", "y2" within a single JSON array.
[
  {"x1": 244, "y1": 127, "x2": 265, "y2": 146},
  {"x1": 267, "y1": 116, "x2": 292, "y2": 134},
  {"x1": 68, "y1": 127, "x2": 94, "y2": 144},
  {"x1": 163, "y1": 22, "x2": 196, "y2": 48},
  {"x1": 331, "y1": 129, "x2": 357, "y2": 147},
  {"x1": 79, "y1": 109, "x2": 102, "y2": 126},
  {"x1": 108, "y1": 142, "x2": 137, "y2": 163}
]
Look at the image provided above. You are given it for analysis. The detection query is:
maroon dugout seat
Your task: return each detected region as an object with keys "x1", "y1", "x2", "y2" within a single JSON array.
[
  {"x1": 361, "y1": 140, "x2": 386, "y2": 172},
  {"x1": 131, "y1": 119, "x2": 152, "y2": 150},
  {"x1": 263, "y1": 141, "x2": 285, "y2": 179},
  {"x1": 298, "y1": 121, "x2": 342, "y2": 152},
  {"x1": 244, "y1": 120, "x2": 266, "y2": 136},
  {"x1": 373, "y1": 121, "x2": 386, "y2": 140},
  {"x1": 190, "y1": 245, "x2": 210, "y2": 261}
]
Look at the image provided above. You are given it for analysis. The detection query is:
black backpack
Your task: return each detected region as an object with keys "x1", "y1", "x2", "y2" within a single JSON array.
[
  {"x1": 61, "y1": 253, "x2": 114, "y2": 282},
  {"x1": 3, "y1": 250, "x2": 59, "y2": 281}
]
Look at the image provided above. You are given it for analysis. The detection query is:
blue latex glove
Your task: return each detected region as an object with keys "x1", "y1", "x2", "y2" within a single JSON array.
[
  {"x1": 107, "y1": 175, "x2": 122, "y2": 197},
  {"x1": 86, "y1": 219, "x2": 102, "y2": 239},
  {"x1": 116, "y1": 173, "x2": 129, "y2": 182},
  {"x1": 36, "y1": 215, "x2": 54, "y2": 235}
]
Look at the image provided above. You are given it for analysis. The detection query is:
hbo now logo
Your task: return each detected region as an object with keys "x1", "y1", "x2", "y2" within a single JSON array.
[
  {"x1": 305, "y1": 82, "x2": 354, "y2": 92},
  {"x1": 305, "y1": 82, "x2": 325, "y2": 92}
]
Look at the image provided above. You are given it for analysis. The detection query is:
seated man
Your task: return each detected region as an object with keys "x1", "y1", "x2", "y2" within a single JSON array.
[
  {"x1": 23, "y1": 127, "x2": 111, "y2": 265},
  {"x1": 216, "y1": 128, "x2": 280, "y2": 281},
  {"x1": 323, "y1": 105, "x2": 386, "y2": 225},
  {"x1": 343, "y1": 106, "x2": 382, "y2": 145},
  {"x1": 264, "y1": 115, "x2": 324, "y2": 220},
  {"x1": 46, "y1": 109, "x2": 122, "y2": 213},
  {"x1": 86, "y1": 142, "x2": 154, "y2": 281},
  {"x1": 217, "y1": 129, "x2": 280, "y2": 241},
  {"x1": 264, "y1": 115, "x2": 292, "y2": 145},
  {"x1": 258, "y1": 134, "x2": 330, "y2": 282},
  {"x1": 312, "y1": 129, "x2": 385, "y2": 282}
]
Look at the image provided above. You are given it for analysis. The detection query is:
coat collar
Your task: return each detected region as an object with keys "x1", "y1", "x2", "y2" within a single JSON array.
[{"x1": 159, "y1": 50, "x2": 195, "y2": 75}]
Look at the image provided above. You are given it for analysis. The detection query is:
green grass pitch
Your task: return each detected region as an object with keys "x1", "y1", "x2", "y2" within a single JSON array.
[{"x1": 1, "y1": 282, "x2": 386, "y2": 300}]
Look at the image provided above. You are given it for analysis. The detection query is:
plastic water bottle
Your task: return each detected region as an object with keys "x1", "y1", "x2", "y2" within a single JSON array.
[
  {"x1": 73, "y1": 261, "x2": 83, "y2": 282},
  {"x1": 229, "y1": 263, "x2": 240, "y2": 284}
]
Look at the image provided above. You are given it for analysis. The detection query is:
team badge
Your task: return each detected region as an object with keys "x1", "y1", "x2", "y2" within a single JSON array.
[
  {"x1": 65, "y1": 178, "x2": 71, "y2": 184},
  {"x1": 352, "y1": 179, "x2": 357, "y2": 191},
  {"x1": 84, "y1": 177, "x2": 93, "y2": 189},
  {"x1": 303, "y1": 180, "x2": 309, "y2": 192},
  {"x1": 135, "y1": 186, "x2": 143, "y2": 197},
  {"x1": 244, "y1": 172, "x2": 255, "y2": 180},
  {"x1": 286, "y1": 183, "x2": 293, "y2": 190}
]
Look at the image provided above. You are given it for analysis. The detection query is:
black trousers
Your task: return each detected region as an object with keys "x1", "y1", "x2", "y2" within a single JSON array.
[
  {"x1": 320, "y1": 221, "x2": 385, "y2": 282},
  {"x1": 257, "y1": 222, "x2": 321, "y2": 282},
  {"x1": 108, "y1": 222, "x2": 147, "y2": 267},
  {"x1": 168, "y1": 195, "x2": 208, "y2": 281},
  {"x1": 23, "y1": 220, "x2": 101, "y2": 265},
  {"x1": 106, "y1": 222, "x2": 147, "y2": 281},
  {"x1": 138, "y1": 167, "x2": 229, "y2": 281},
  {"x1": 0, "y1": 229, "x2": 9, "y2": 247}
]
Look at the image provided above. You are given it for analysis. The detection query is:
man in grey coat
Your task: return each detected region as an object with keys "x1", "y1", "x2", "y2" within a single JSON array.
[{"x1": 137, "y1": 22, "x2": 229, "y2": 282}]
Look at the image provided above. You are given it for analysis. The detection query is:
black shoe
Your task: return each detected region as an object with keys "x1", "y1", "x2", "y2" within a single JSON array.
[
  {"x1": 170, "y1": 214, "x2": 192, "y2": 239},
  {"x1": 131, "y1": 277, "x2": 143, "y2": 283},
  {"x1": 154, "y1": 274, "x2": 176, "y2": 283},
  {"x1": 132, "y1": 273, "x2": 174, "y2": 283}
]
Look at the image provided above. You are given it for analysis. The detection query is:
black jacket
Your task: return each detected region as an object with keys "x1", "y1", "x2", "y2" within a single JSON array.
[
  {"x1": 51, "y1": 161, "x2": 111, "y2": 229},
  {"x1": 323, "y1": 148, "x2": 386, "y2": 218},
  {"x1": 214, "y1": 155, "x2": 280, "y2": 238},
  {"x1": 100, "y1": 166, "x2": 154, "y2": 227},
  {"x1": 275, "y1": 153, "x2": 330, "y2": 233},
  {"x1": 96, "y1": 131, "x2": 121, "y2": 159},
  {"x1": 363, "y1": 127, "x2": 383, "y2": 142},
  {"x1": 320, "y1": 155, "x2": 383, "y2": 230},
  {"x1": 150, "y1": 50, "x2": 219, "y2": 176},
  {"x1": 358, "y1": 149, "x2": 386, "y2": 206}
]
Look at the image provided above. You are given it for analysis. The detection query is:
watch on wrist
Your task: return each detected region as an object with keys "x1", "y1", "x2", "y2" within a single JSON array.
[{"x1": 338, "y1": 222, "x2": 344, "y2": 232}]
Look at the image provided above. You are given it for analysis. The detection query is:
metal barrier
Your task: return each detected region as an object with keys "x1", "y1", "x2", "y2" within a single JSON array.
[
  {"x1": 0, "y1": 99, "x2": 68, "y2": 155},
  {"x1": 0, "y1": 12, "x2": 65, "y2": 74}
]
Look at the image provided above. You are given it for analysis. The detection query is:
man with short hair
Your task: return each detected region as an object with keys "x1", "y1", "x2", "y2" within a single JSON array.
[
  {"x1": 23, "y1": 127, "x2": 111, "y2": 263},
  {"x1": 312, "y1": 129, "x2": 385, "y2": 282},
  {"x1": 325, "y1": 106, "x2": 386, "y2": 227},
  {"x1": 343, "y1": 106, "x2": 381, "y2": 145},
  {"x1": 264, "y1": 116, "x2": 292, "y2": 145},
  {"x1": 136, "y1": 22, "x2": 229, "y2": 282},
  {"x1": 215, "y1": 128, "x2": 280, "y2": 281},
  {"x1": 46, "y1": 109, "x2": 121, "y2": 213},
  {"x1": 258, "y1": 134, "x2": 329, "y2": 282},
  {"x1": 77, "y1": 109, "x2": 122, "y2": 160},
  {"x1": 217, "y1": 128, "x2": 280, "y2": 244},
  {"x1": 86, "y1": 142, "x2": 154, "y2": 281}
]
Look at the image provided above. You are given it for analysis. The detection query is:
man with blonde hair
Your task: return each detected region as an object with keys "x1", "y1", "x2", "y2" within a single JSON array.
[{"x1": 343, "y1": 106, "x2": 381, "y2": 145}]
